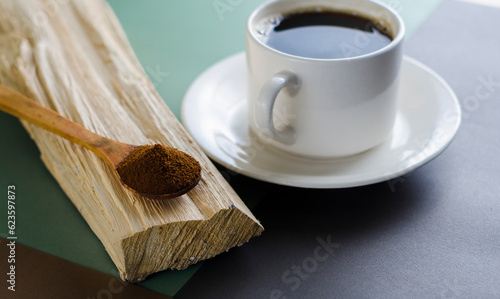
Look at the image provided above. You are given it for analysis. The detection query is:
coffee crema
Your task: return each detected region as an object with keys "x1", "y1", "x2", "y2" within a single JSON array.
[{"x1": 257, "y1": 10, "x2": 393, "y2": 59}]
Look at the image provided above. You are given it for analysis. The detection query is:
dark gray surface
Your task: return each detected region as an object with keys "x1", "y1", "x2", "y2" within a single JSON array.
[{"x1": 177, "y1": 1, "x2": 500, "y2": 298}]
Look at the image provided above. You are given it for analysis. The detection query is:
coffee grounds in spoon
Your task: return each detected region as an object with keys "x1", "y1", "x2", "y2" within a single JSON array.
[{"x1": 117, "y1": 144, "x2": 201, "y2": 196}]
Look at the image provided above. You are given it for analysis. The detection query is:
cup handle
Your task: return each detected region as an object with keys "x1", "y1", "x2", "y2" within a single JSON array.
[{"x1": 255, "y1": 70, "x2": 299, "y2": 144}]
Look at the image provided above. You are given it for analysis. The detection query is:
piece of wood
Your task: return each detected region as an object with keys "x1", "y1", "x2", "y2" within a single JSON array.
[{"x1": 0, "y1": 0, "x2": 263, "y2": 282}]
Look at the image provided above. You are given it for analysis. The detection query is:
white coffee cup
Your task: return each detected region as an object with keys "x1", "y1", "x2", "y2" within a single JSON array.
[{"x1": 246, "y1": 0, "x2": 405, "y2": 158}]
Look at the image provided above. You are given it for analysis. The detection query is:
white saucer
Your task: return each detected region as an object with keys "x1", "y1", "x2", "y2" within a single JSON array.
[{"x1": 181, "y1": 52, "x2": 461, "y2": 188}]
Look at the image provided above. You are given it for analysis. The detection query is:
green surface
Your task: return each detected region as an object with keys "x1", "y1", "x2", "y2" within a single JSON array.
[{"x1": 0, "y1": 0, "x2": 442, "y2": 297}]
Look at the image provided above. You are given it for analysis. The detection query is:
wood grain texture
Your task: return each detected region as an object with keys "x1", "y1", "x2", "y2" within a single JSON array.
[{"x1": 0, "y1": 0, "x2": 263, "y2": 282}]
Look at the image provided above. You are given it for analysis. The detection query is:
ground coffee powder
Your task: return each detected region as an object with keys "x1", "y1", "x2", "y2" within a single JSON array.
[{"x1": 117, "y1": 144, "x2": 201, "y2": 196}]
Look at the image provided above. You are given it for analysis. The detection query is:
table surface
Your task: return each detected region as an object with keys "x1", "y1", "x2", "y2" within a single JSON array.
[{"x1": 1, "y1": 0, "x2": 500, "y2": 298}]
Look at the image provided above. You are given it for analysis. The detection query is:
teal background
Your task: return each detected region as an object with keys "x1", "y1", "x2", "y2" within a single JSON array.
[{"x1": 0, "y1": 0, "x2": 442, "y2": 296}]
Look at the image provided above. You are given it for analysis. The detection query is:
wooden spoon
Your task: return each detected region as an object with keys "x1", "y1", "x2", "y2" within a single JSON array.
[{"x1": 0, "y1": 84, "x2": 201, "y2": 199}]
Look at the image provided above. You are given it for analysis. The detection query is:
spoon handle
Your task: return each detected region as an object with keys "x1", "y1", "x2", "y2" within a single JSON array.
[{"x1": 0, "y1": 84, "x2": 134, "y2": 167}]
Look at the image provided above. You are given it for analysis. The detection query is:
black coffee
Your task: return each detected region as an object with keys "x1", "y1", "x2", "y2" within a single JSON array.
[{"x1": 261, "y1": 11, "x2": 392, "y2": 59}]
